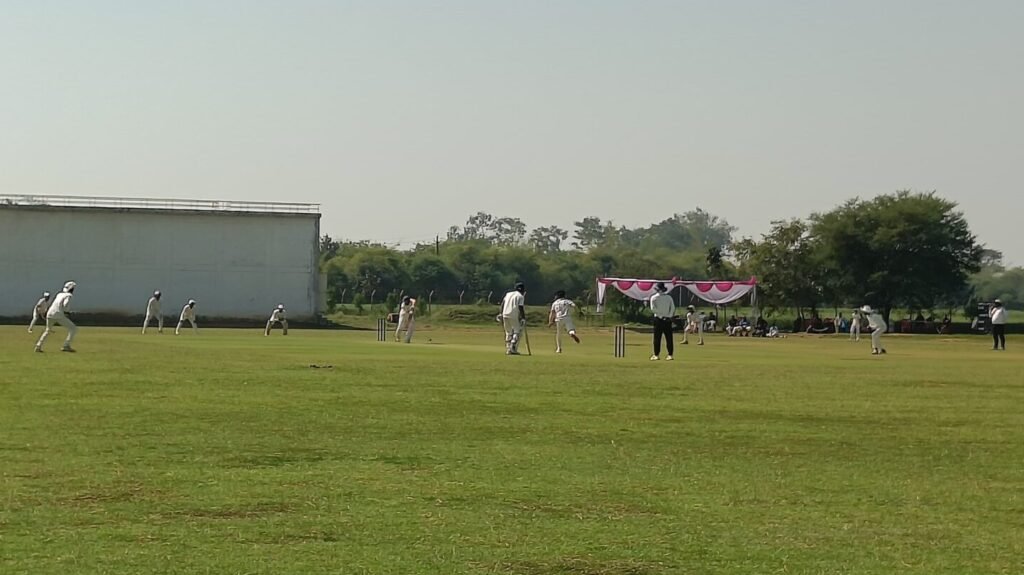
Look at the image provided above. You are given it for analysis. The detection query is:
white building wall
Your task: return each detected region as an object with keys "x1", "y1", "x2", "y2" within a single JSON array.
[{"x1": 0, "y1": 206, "x2": 320, "y2": 320}]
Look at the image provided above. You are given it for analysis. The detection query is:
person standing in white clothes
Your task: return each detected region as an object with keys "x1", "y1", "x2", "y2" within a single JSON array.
[
  {"x1": 547, "y1": 290, "x2": 581, "y2": 353},
  {"x1": 989, "y1": 299, "x2": 1007, "y2": 350},
  {"x1": 394, "y1": 296, "x2": 416, "y2": 343},
  {"x1": 500, "y1": 282, "x2": 527, "y2": 355},
  {"x1": 649, "y1": 282, "x2": 676, "y2": 361},
  {"x1": 681, "y1": 304, "x2": 704, "y2": 346},
  {"x1": 849, "y1": 309, "x2": 862, "y2": 341},
  {"x1": 35, "y1": 281, "x2": 78, "y2": 352},
  {"x1": 176, "y1": 299, "x2": 198, "y2": 335},
  {"x1": 861, "y1": 305, "x2": 887, "y2": 355},
  {"x1": 142, "y1": 290, "x2": 163, "y2": 334},
  {"x1": 28, "y1": 291, "x2": 51, "y2": 333},
  {"x1": 265, "y1": 304, "x2": 289, "y2": 336}
]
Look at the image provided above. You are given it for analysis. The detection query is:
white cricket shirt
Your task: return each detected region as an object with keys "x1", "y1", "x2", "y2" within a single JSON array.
[
  {"x1": 47, "y1": 293, "x2": 72, "y2": 317},
  {"x1": 501, "y1": 291, "x2": 525, "y2": 318},
  {"x1": 550, "y1": 298, "x2": 575, "y2": 321},
  {"x1": 990, "y1": 307, "x2": 1007, "y2": 325}
]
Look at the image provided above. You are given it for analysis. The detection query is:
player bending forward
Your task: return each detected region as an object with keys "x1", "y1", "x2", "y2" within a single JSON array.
[
  {"x1": 176, "y1": 299, "x2": 198, "y2": 335},
  {"x1": 142, "y1": 290, "x2": 163, "y2": 334},
  {"x1": 28, "y1": 291, "x2": 51, "y2": 333},
  {"x1": 548, "y1": 290, "x2": 581, "y2": 353},
  {"x1": 500, "y1": 282, "x2": 527, "y2": 355},
  {"x1": 861, "y1": 305, "x2": 887, "y2": 355},
  {"x1": 35, "y1": 282, "x2": 78, "y2": 353},
  {"x1": 265, "y1": 304, "x2": 288, "y2": 336},
  {"x1": 681, "y1": 305, "x2": 704, "y2": 345},
  {"x1": 395, "y1": 296, "x2": 416, "y2": 343}
]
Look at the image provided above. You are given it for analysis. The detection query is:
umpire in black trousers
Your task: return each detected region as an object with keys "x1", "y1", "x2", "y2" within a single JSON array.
[{"x1": 649, "y1": 282, "x2": 676, "y2": 361}]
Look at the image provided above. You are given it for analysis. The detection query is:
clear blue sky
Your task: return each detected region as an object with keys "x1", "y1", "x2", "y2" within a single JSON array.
[{"x1": 3, "y1": 1, "x2": 1022, "y2": 263}]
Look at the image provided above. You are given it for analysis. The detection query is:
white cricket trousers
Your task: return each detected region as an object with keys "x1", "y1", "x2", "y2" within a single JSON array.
[
  {"x1": 502, "y1": 316, "x2": 522, "y2": 352},
  {"x1": 395, "y1": 316, "x2": 414, "y2": 343},
  {"x1": 28, "y1": 310, "x2": 44, "y2": 332},
  {"x1": 36, "y1": 313, "x2": 77, "y2": 349},
  {"x1": 682, "y1": 320, "x2": 703, "y2": 343},
  {"x1": 176, "y1": 318, "x2": 197, "y2": 335},
  {"x1": 265, "y1": 319, "x2": 289, "y2": 336},
  {"x1": 554, "y1": 318, "x2": 575, "y2": 351},
  {"x1": 871, "y1": 325, "x2": 886, "y2": 350},
  {"x1": 143, "y1": 313, "x2": 163, "y2": 333}
]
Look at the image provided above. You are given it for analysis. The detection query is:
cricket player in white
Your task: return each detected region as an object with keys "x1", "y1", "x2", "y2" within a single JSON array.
[
  {"x1": 547, "y1": 290, "x2": 580, "y2": 353},
  {"x1": 500, "y1": 282, "x2": 527, "y2": 355},
  {"x1": 265, "y1": 304, "x2": 289, "y2": 336},
  {"x1": 142, "y1": 290, "x2": 163, "y2": 334},
  {"x1": 681, "y1": 304, "x2": 704, "y2": 345},
  {"x1": 176, "y1": 299, "x2": 198, "y2": 335},
  {"x1": 394, "y1": 296, "x2": 416, "y2": 343},
  {"x1": 28, "y1": 291, "x2": 51, "y2": 333},
  {"x1": 861, "y1": 305, "x2": 887, "y2": 355},
  {"x1": 35, "y1": 282, "x2": 78, "y2": 352},
  {"x1": 849, "y1": 309, "x2": 861, "y2": 341}
]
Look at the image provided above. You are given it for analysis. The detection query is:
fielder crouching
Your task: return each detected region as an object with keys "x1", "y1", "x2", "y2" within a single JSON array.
[
  {"x1": 35, "y1": 281, "x2": 78, "y2": 353},
  {"x1": 265, "y1": 304, "x2": 288, "y2": 336},
  {"x1": 28, "y1": 291, "x2": 51, "y2": 333},
  {"x1": 176, "y1": 299, "x2": 198, "y2": 335}
]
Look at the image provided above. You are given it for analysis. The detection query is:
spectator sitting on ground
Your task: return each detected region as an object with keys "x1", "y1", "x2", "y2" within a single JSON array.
[
  {"x1": 938, "y1": 314, "x2": 952, "y2": 334},
  {"x1": 705, "y1": 312, "x2": 718, "y2": 333},
  {"x1": 753, "y1": 316, "x2": 768, "y2": 337},
  {"x1": 737, "y1": 316, "x2": 752, "y2": 336},
  {"x1": 726, "y1": 315, "x2": 740, "y2": 336},
  {"x1": 767, "y1": 324, "x2": 784, "y2": 338}
]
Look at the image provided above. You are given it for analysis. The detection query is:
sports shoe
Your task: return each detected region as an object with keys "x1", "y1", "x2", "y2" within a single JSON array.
[
  {"x1": 681, "y1": 340, "x2": 689, "y2": 345},
  {"x1": 34, "y1": 347, "x2": 42, "y2": 353},
  {"x1": 697, "y1": 341, "x2": 704, "y2": 346},
  {"x1": 880, "y1": 349, "x2": 887, "y2": 354},
  {"x1": 571, "y1": 333, "x2": 580, "y2": 344},
  {"x1": 650, "y1": 355, "x2": 659, "y2": 361},
  {"x1": 871, "y1": 350, "x2": 879, "y2": 355},
  {"x1": 666, "y1": 355, "x2": 674, "y2": 361},
  {"x1": 61, "y1": 347, "x2": 76, "y2": 353}
]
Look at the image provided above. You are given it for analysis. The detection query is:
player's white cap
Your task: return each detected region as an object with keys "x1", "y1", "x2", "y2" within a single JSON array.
[
  {"x1": 43, "y1": 291, "x2": 51, "y2": 298},
  {"x1": 188, "y1": 299, "x2": 196, "y2": 305},
  {"x1": 154, "y1": 290, "x2": 161, "y2": 296},
  {"x1": 860, "y1": 305, "x2": 874, "y2": 313},
  {"x1": 63, "y1": 281, "x2": 76, "y2": 291},
  {"x1": 277, "y1": 304, "x2": 285, "y2": 310}
]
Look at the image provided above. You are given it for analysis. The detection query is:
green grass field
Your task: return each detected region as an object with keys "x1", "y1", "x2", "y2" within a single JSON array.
[{"x1": 2, "y1": 325, "x2": 1021, "y2": 574}]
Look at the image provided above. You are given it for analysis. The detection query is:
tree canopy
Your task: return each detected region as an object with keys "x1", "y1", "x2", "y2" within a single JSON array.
[{"x1": 320, "y1": 194, "x2": 1010, "y2": 318}]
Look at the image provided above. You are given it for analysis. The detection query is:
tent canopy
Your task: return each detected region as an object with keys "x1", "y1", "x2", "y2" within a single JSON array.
[{"x1": 596, "y1": 277, "x2": 757, "y2": 311}]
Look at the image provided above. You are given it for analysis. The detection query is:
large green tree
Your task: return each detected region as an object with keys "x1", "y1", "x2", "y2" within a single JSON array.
[
  {"x1": 733, "y1": 219, "x2": 825, "y2": 318},
  {"x1": 810, "y1": 192, "x2": 983, "y2": 322}
]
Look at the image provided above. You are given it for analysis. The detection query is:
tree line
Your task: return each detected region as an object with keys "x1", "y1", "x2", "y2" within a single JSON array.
[{"x1": 320, "y1": 192, "x2": 1020, "y2": 323}]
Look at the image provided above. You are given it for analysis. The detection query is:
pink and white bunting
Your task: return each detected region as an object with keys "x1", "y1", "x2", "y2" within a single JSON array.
[{"x1": 596, "y1": 277, "x2": 757, "y2": 311}]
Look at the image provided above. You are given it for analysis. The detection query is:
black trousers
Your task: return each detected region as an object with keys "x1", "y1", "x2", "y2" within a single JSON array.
[
  {"x1": 992, "y1": 324, "x2": 1006, "y2": 349},
  {"x1": 653, "y1": 317, "x2": 674, "y2": 356}
]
